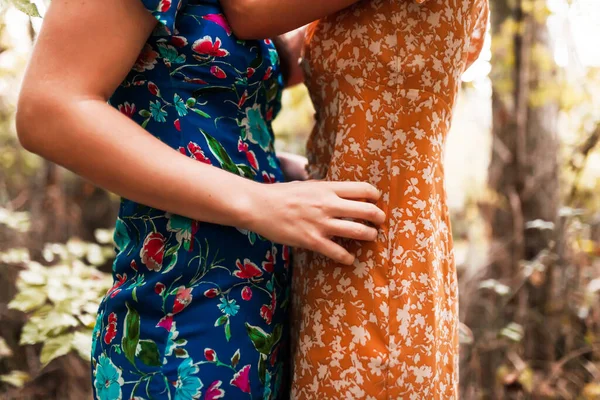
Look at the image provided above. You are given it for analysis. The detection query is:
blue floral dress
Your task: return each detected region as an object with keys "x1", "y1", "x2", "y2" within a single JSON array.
[{"x1": 90, "y1": 1, "x2": 290, "y2": 399}]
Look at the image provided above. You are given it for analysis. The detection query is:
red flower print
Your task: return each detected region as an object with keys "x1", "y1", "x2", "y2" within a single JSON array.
[
  {"x1": 173, "y1": 286, "x2": 193, "y2": 314},
  {"x1": 158, "y1": 0, "x2": 171, "y2": 12},
  {"x1": 262, "y1": 172, "x2": 276, "y2": 184},
  {"x1": 264, "y1": 39, "x2": 272, "y2": 45},
  {"x1": 233, "y1": 259, "x2": 263, "y2": 279},
  {"x1": 202, "y1": 14, "x2": 232, "y2": 36},
  {"x1": 246, "y1": 67, "x2": 255, "y2": 78},
  {"x1": 262, "y1": 250, "x2": 275, "y2": 273},
  {"x1": 155, "y1": 282, "x2": 166, "y2": 295},
  {"x1": 266, "y1": 107, "x2": 274, "y2": 122},
  {"x1": 133, "y1": 44, "x2": 159, "y2": 72},
  {"x1": 245, "y1": 150, "x2": 258, "y2": 170},
  {"x1": 210, "y1": 66, "x2": 227, "y2": 79},
  {"x1": 148, "y1": 82, "x2": 160, "y2": 96},
  {"x1": 263, "y1": 66, "x2": 273, "y2": 81},
  {"x1": 187, "y1": 142, "x2": 212, "y2": 164},
  {"x1": 178, "y1": 146, "x2": 186, "y2": 156},
  {"x1": 238, "y1": 90, "x2": 248, "y2": 108},
  {"x1": 174, "y1": 119, "x2": 181, "y2": 131},
  {"x1": 184, "y1": 77, "x2": 208, "y2": 85},
  {"x1": 204, "y1": 348, "x2": 216, "y2": 361},
  {"x1": 230, "y1": 365, "x2": 251, "y2": 393},
  {"x1": 269, "y1": 344, "x2": 279, "y2": 367},
  {"x1": 192, "y1": 36, "x2": 229, "y2": 58},
  {"x1": 238, "y1": 139, "x2": 248, "y2": 153},
  {"x1": 103, "y1": 312, "x2": 117, "y2": 344},
  {"x1": 130, "y1": 260, "x2": 138, "y2": 272},
  {"x1": 107, "y1": 273, "x2": 127, "y2": 298},
  {"x1": 171, "y1": 36, "x2": 188, "y2": 48},
  {"x1": 282, "y1": 245, "x2": 290, "y2": 268},
  {"x1": 241, "y1": 286, "x2": 252, "y2": 301},
  {"x1": 117, "y1": 102, "x2": 136, "y2": 118},
  {"x1": 204, "y1": 380, "x2": 225, "y2": 400},
  {"x1": 260, "y1": 292, "x2": 277, "y2": 325},
  {"x1": 260, "y1": 304, "x2": 273, "y2": 325},
  {"x1": 156, "y1": 314, "x2": 173, "y2": 331},
  {"x1": 204, "y1": 288, "x2": 219, "y2": 298},
  {"x1": 140, "y1": 232, "x2": 165, "y2": 272}
]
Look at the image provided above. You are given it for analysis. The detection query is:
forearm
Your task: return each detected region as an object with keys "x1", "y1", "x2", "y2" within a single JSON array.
[
  {"x1": 273, "y1": 27, "x2": 307, "y2": 87},
  {"x1": 221, "y1": 0, "x2": 358, "y2": 39},
  {"x1": 17, "y1": 97, "x2": 258, "y2": 228}
]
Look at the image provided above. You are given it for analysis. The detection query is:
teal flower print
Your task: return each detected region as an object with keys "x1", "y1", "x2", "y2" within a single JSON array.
[
  {"x1": 167, "y1": 213, "x2": 199, "y2": 251},
  {"x1": 268, "y1": 48, "x2": 279, "y2": 66},
  {"x1": 157, "y1": 43, "x2": 186, "y2": 65},
  {"x1": 165, "y1": 322, "x2": 188, "y2": 359},
  {"x1": 150, "y1": 100, "x2": 167, "y2": 122},
  {"x1": 241, "y1": 104, "x2": 271, "y2": 151},
  {"x1": 175, "y1": 358, "x2": 203, "y2": 400},
  {"x1": 94, "y1": 353, "x2": 124, "y2": 400},
  {"x1": 218, "y1": 298, "x2": 240, "y2": 316},
  {"x1": 113, "y1": 218, "x2": 130, "y2": 252},
  {"x1": 174, "y1": 94, "x2": 188, "y2": 117}
]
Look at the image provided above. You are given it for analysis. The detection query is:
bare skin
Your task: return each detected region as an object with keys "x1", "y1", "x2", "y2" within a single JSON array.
[
  {"x1": 16, "y1": 0, "x2": 384, "y2": 265},
  {"x1": 221, "y1": 0, "x2": 360, "y2": 39}
]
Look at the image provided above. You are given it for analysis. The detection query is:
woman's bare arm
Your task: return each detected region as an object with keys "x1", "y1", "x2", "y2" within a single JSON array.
[
  {"x1": 221, "y1": 0, "x2": 359, "y2": 39},
  {"x1": 16, "y1": 0, "x2": 385, "y2": 265},
  {"x1": 274, "y1": 27, "x2": 307, "y2": 87}
]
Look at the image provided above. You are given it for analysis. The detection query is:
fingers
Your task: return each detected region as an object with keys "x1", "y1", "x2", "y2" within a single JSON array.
[
  {"x1": 310, "y1": 237, "x2": 355, "y2": 265},
  {"x1": 333, "y1": 199, "x2": 386, "y2": 225},
  {"x1": 325, "y1": 219, "x2": 379, "y2": 242},
  {"x1": 328, "y1": 181, "x2": 381, "y2": 202}
]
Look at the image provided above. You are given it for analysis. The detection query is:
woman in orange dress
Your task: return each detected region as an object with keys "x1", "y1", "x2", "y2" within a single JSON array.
[{"x1": 291, "y1": 0, "x2": 489, "y2": 398}]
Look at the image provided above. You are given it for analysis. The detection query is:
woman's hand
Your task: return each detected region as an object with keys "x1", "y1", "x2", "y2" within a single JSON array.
[
  {"x1": 278, "y1": 151, "x2": 309, "y2": 181},
  {"x1": 247, "y1": 181, "x2": 385, "y2": 265}
]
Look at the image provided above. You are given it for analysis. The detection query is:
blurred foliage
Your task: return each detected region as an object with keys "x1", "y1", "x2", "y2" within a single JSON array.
[
  {"x1": 1, "y1": 207, "x2": 114, "y2": 389},
  {"x1": 0, "y1": 0, "x2": 39, "y2": 17}
]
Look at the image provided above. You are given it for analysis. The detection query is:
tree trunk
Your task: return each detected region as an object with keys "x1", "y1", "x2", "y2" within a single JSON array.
[{"x1": 463, "y1": 0, "x2": 560, "y2": 397}]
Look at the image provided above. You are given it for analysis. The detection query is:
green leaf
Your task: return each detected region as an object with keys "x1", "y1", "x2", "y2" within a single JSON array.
[
  {"x1": 258, "y1": 354, "x2": 267, "y2": 384},
  {"x1": 174, "y1": 348, "x2": 188, "y2": 358},
  {"x1": 231, "y1": 349, "x2": 240, "y2": 368},
  {"x1": 139, "y1": 109, "x2": 151, "y2": 118},
  {"x1": 271, "y1": 324, "x2": 283, "y2": 348},
  {"x1": 6, "y1": 0, "x2": 40, "y2": 17},
  {"x1": 162, "y1": 246, "x2": 179, "y2": 274},
  {"x1": 200, "y1": 129, "x2": 238, "y2": 174},
  {"x1": 214, "y1": 315, "x2": 228, "y2": 327},
  {"x1": 40, "y1": 334, "x2": 74, "y2": 367},
  {"x1": 121, "y1": 302, "x2": 140, "y2": 365},
  {"x1": 132, "y1": 287, "x2": 138, "y2": 302},
  {"x1": 8, "y1": 288, "x2": 47, "y2": 312},
  {"x1": 236, "y1": 164, "x2": 256, "y2": 179},
  {"x1": 225, "y1": 321, "x2": 231, "y2": 342},
  {"x1": 137, "y1": 340, "x2": 161, "y2": 367},
  {"x1": 245, "y1": 323, "x2": 271, "y2": 354},
  {"x1": 0, "y1": 371, "x2": 31, "y2": 388},
  {"x1": 191, "y1": 108, "x2": 211, "y2": 118}
]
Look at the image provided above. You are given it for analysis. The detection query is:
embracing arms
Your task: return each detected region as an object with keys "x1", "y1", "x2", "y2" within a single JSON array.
[
  {"x1": 221, "y1": 0, "x2": 360, "y2": 39},
  {"x1": 15, "y1": 0, "x2": 383, "y2": 265}
]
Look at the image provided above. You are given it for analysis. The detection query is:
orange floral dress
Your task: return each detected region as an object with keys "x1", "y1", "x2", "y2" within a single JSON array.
[{"x1": 291, "y1": 0, "x2": 489, "y2": 398}]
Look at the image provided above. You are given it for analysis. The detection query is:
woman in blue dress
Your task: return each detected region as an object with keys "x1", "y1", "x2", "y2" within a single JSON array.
[{"x1": 16, "y1": 0, "x2": 383, "y2": 398}]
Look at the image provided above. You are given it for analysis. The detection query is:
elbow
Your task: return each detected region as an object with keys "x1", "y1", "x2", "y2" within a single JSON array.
[
  {"x1": 223, "y1": 1, "x2": 269, "y2": 40},
  {"x1": 16, "y1": 92, "x2": 51, "y2": 155}
]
